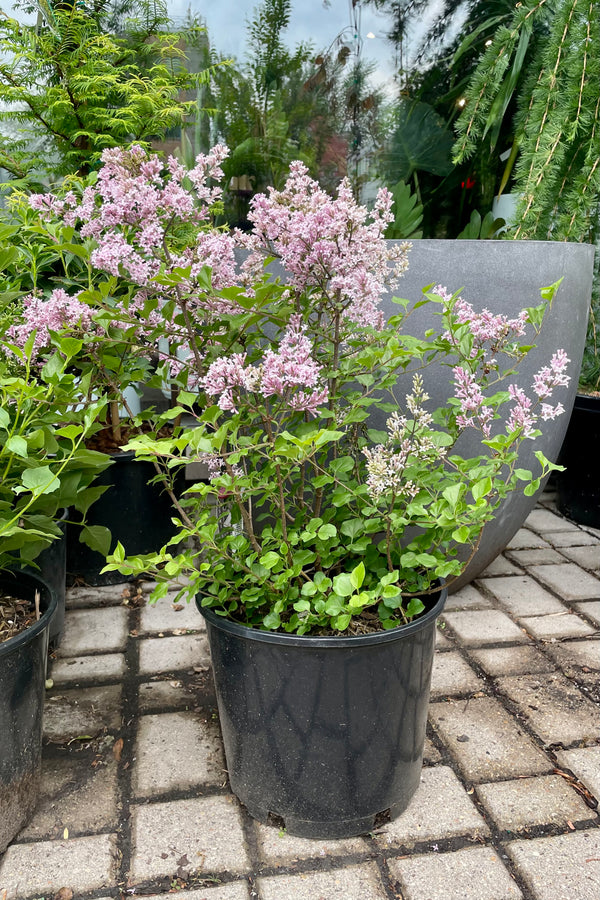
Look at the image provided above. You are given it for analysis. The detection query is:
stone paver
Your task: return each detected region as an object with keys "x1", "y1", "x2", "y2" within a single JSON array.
[
  {"x1": 468, "y1": 645, "x2": 555, "y2": 676},
  {"x1": 140, "y1": 597, "x2": 205, "y2": 634},
  {"x1": 43, "y1": 684, "x2": 122, "y2": 742},
  {"x1": 507, "y1": 547, "x2": 565, "y2": 566},
  {"x1": 57, "y1": 606, "x2": 129, "y2": 656},
  {"x1": 129, "y1": 795, "x2": 250, "y2": 884},
  {"x1": 476, "y1": 775, "x2": 593, "y2": 832},
  {"x1": 442, "y1": 609, "x2": 528, "y2": 645},
  {"x1": 497, "y1": 673, "x2": 599, "y2": 745},
  {"x1": 255, "y1": 823, "x2": 365, "y2": 865},
  {"x1": 0, "y1": 833, "x2": 117, "y2": 898},
  {"x1": 445, "y1": 584, "x2": 493, "y2": 610},
  {"x1": 481, "y1": 575, "x2": 568, "y2": 617},
  {"x1": 529, "y1": 563, "x2": 600, "y2": 600},
  {"x1": 546, "y1": 639, "x2": 600, "y2": 680},
  {"x1": 546, "y1": 530, "x2": 600, "y2": 547},
  {"x1": 435, "y1": 625, "x2": 453, "y2": 648},
  {"x1": 138, "y1": 633, "x2": 211, "y2": 674},
  {"x1": 138, "y1": 678, "x2": 198, "y2": 712},
  {"x1": 480, "y1": 556, "x2": 522, "y2": 577},
  {"x1": 560, "y1": 545, "x2": 600, "y2": 569},
  {"x1": 556, "y1": 746, "x2": 600, "y2": 799},
  {"x1": 50, "y1": 652, "x2": 126, "y2": 685},
  {"x1": 373, "y1": 766, "x2": 489, "y2": 847},
  {"x1": 525, "y1": 509, "x2": 579, "y2": 533},
  {"x1": 388, "y1": 846, "x2": 523, "y2": 900},
  {"x1": 134, "y1": 712, "x2": 225, "y2": 797},
  {"x1": 507, "y1": 528, "x2": 550, "y2": 549},
  {"x1": 18, "y1": 753, "x2": 118, "y2": 840},
  {"x1": 66, "y1": 583, "x2": 128, "y2": 608},
  {"x1": 520, "y1": 612, "x2": 596, "y2": 640},
  {"x1": 574, "y1": 599, "x2": 600, "y2": 626},
  {"x1": 430, "y1": 651, "x2": 483, "y2": 696},
  {"x1": 429, "y1": 697, "x2": 551, "y2": 781},
  {"x1": 506, "y1": 831, "x2": 600, "y2": 900},
  {"x1": 258, "y1": 863, "x2": 387, "y2": 900},
  {"x1": 144, "y1": 886, "x2": 250, "y2": 900}
]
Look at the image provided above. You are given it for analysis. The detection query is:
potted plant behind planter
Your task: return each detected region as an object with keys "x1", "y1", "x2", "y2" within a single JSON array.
[
  {"x1": 0, "y1": 337, "x2": 107, "y2": 851},
  {"x1": 92, "y1": 154, "x2": 571, "y2": 837}
]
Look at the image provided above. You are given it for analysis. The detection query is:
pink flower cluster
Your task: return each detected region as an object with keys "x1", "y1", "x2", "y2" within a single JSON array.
[
  {"x1": 202, "y1": 316, "x2": 328, "y2": 415},
  {"x1": 453, "y1": 350, "x2": 570, "y2": 440},
  {"x1": 29, "y1": 145, "x2": 237, "y2": 293},
  {"x1": 436, "y1": 285, "x2": 528, "y2": 361},
  {"x1": 238, "y1": 161, "x2": 410, "y2": 329},
  {"x1": 7, "y1": 289, "x2": 94, "y2": 355}
]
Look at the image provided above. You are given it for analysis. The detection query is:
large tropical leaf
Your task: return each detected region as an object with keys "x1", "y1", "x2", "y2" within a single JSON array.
[{"x1": 383, "y1": 100, "x2": 454, "y2": 181}]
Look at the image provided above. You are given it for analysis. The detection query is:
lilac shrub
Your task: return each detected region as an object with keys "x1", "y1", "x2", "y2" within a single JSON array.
[{"x1": 13, "y1": 146, "x2": 571, "y2": 634}]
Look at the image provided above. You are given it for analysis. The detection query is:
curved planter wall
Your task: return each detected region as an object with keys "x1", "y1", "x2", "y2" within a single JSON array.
[
  {"x1": 380, "y1": 240, "x2": 594, "y2": 588},
  {"x1": 0, "y1": 571, "x2": 56, "y2": 852},
  {"x1": 200, "y1": 586, "x2": 447, "y2": 839}
]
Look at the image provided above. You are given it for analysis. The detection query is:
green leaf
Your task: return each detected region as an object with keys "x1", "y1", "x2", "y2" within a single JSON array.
[
  {"x1": 259, "y1": 551, "x2": 280, "y2": 570},
  {"x1": 317, "y1": 524, "x2": 337, "y2": 540},
  {"x1": 350, "y1": 561, "x2": 365, "y2": 590},
  {"x1": 21, "y1": 465, "x2": 59, "y2": 494},
  {"x1": 333, "y1": 613, "x2": 351, "y2": 631},
  {"x1": 332, "y1": 572, "x2": 354, "y2": 597},
  {"x1": 80, "y1": 524, "x2": 112, "y2": 557},
  {"x1": 6, "y1": 435, "x2": 28, "y2": 458}
]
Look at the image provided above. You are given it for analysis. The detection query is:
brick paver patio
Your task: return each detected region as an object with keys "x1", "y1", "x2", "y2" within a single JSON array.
[{"x1": 1, "y1": 492, "x2": 598, "y2": 899}]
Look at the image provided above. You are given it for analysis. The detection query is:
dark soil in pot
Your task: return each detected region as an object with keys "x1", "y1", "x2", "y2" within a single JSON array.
[
  {"x1": 199, "y1": 586, "x2": 447, "y2": 839},
  {"x1": 0, "y1": 571, "x2": 56, "y2": 852}
]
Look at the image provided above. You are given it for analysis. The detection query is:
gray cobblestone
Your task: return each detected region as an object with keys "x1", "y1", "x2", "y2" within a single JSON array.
[
  {"x1": 66, "y1": 583, "x2": 127, "y2": 608},
  {"x1": 481, "y1": 575, "x2": 567, "y2": 616},
  {"x1": 138, "y1": 678, "x2": 198, "y2": 712},
  {"x1": 129, "y1": 795, "x2": 250, "y2": 884},
  {"x1": 506, "y1": 830, "x2": 600, "y2": 900},
  {"x1": 507, "y1": 528, "x2": 550, "y2": 549},
  {"x1": 258, "y1": 863, "x2": 387, "y2": 899},
  {"x1": 507, "y1": 548, "x2": 565, "y2": 566},
  {"x1": 560, "y1": 545, "x2": 600, "y2": 569},
  {"x1": 429, "y1": 697, "x2": 551, "y2": 781},
  {"x1": 143, "y1": 885, "x2": 250, "y2": 900},
  {"x1": 430, "y1": 651, "x2": 483, "y2": 696},
  {"x1": 529, "y1": 563, "x2": 600, "y2": 600},
  {"x1": 497, "y1": 672, "x2": 599, "y2": 745},
  {"x1": 468, "y1": 645, "x2": 555, "y2": 676},
  {"x1": 520, "y1": 612, "x2": 596, "y2": 640},
  {"x1": 388, "y1": 846, "x2": 523, "y2": 900},
  {"x1": 255, "y1": 823, "x2": 365, "y2": 865},
  {"x1": 574, "y1": 599, "x2": 600, "y2": 625},
  {"x1": 138, "y1": 633, "x2": 211, "y2": 674},
  {"x1": 445, "y1": 585, "x2": 493, "y2": 610},
  {"x1": 43, "y1": 684, "x2": 122, "y2": 742},
  {"x1": 442, "y1": 609, "x2": 528, "y2": 645},
  {"x1": 480, "y1": 556, "x2": 522, "y2": 576},
  {"x1": 58, "y1": 606, "x2": 129, "y2": 656},
  {"x1": 525, "y1": 509, "x2": 579, "y2": 533},
  {"x1": 0, "y1": 833, "x2": 117, "y2": 898},
  {"x1": 50, "y1": 652, "x2": 126, "y2": 685},
  {"x1": 546, "y1": 639, "x2": 600, "y2": 681},
  {"x1": 139, "y1": 597, "x2": 205, "y2": 634},
  {"x1": 556, "y1": 746, "x2": 600, "y2": 799},
  {"x1": 476, "y1": 775, "x2": 593, "y2": 831},
  {"x1": 546, "y1": 530, "x2": 600, "y2": 547},
  {"x1": 133, "y1": 712, "x2": 225, "y2": 797},
  {"x1": 373, "y1": 766, "x2": 489, "y2": 847}
]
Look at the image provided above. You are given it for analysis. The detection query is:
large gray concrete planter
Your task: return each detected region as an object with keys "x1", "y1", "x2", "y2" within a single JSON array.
[{"x1": 382, "y1": 240, "x2": 595, "y2": 588}]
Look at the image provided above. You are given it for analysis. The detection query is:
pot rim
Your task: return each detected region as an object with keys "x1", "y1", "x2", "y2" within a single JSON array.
[
  {"x1": 0, "y1": 571, "x2": 57, "y2": 657},
  {"x1": 198, "y1": 583, "x2": 447, "y2": 648}
]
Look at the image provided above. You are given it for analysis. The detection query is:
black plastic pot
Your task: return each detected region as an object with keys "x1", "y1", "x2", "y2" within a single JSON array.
[
  {"x1": 556, "y1": 394, "x2": 600, "y2": 528},
  {"x1": 24, "y1": 507, "x2": 68, "y2": 648},
  {"x1": 0, "y1": 570, "x2": 56, "y2": 852},
  {"x1": 67, "y1": 451, "x2": 182, "y2": 586},
  {"x1": 200, "y1": 586, "x2": 447, "y2": 839}
]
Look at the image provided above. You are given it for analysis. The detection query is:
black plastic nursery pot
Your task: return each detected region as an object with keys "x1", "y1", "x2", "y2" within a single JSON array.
[
  {"x1": 556, "y1": 394, "x2": 600, "y2": 528},
  {"x1": 67, "y1": 451, "x2": 183, "y2": 586},
  {"x1": 24, "y1": 507, "x2": 68, "y2": 649},
  {"x1": 200, "y1": 585, "x2": 447, "y2": 839},
  {"x1": 0, "y1": 571, "x2": 56, "y2": 853}
]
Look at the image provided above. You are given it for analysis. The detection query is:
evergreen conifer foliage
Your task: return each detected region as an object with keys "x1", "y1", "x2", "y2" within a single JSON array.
[
  {"x1": 453, "y1": 0, "x2": 599, "y2": 242},
  {"x1": 0, "y1": 1, "x2": 215, "y2": 180}
]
